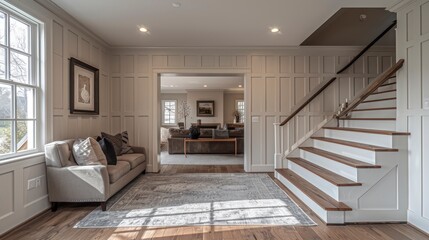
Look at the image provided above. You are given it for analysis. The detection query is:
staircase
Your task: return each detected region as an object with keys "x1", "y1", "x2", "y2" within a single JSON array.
[{"x1": 275, "y1": 75, "x2": 410, "y2": 224}]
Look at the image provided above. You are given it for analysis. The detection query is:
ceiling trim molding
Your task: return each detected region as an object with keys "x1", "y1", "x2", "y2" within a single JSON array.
[
  {"x1": 34, "y1": 0, "x2": 111, "y2": 48},
  {"x1": 387, "y1": 0, "x2": 417, "y2": 12}
]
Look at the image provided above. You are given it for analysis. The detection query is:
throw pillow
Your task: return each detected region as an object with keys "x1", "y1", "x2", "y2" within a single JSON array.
[
  {"x1": 121, "y1": 131, "x2": 134, "y2": 154},
  {"x1": 72, "y1": 138, "x2": 102, "y2": 166},
  {"x1": 89, "y1": 137, "x2": 107, "y2": 165},
  {"x1": 212, "y1": 129, "x2": 229, "y2": 139},
  {"x1": 98, "y1": 137, "x2": 117, "y2": 165},
  {"x1": 101, "y1": 132, "x2": 123, "y2": 156}
]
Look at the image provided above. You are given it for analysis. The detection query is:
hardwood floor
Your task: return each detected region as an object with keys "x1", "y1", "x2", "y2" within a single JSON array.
[{"x1": 1, "y1": 164, "x2": 428, "y2": 240}]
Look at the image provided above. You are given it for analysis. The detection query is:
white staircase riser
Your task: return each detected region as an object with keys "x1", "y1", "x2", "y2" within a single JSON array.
[
  {"x1": 350, "y1": 109, "x2": 396, "y2": 118},
  {"x1": 345, "y1": 210, "x2": 407, "y2": 223},
  {"x1": 276, "y1": 172, "x2": 346, "y2": 224},
  {"x1": 301, "y1": 150, "x2": 358, "y2": 181},
  {"x1": 324, "y1": 129, "x2": 393, "y2": 148},
  {"x1": 288, "y1": 160, "x2": 340, "y2": 200},
  {"x1": 377, "y1": 84, "x2": 396, "y2": 92},
  {"x1": 313, "y1": 139, "x2": 376, "y2": 164},
  {"x1": 340, "y1": 119, "x2": 396, "y2": 131},
  {"x1": 365, "y1": 91, "x2": 396, "y2": 101},
  {"x1": 355, "y1": 99, "x2": 396, "y2": 109}
]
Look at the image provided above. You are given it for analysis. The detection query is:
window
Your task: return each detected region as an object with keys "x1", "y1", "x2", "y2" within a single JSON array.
[
  {"x1": 162, "y1": 100, "x2": 177, "y2": 125},
  {"x1": 0, "y1": 5, "x2": 40, "y2": 159},
  {"x1": 236, "y1": 100, "x2": 245, "y2": 123}
]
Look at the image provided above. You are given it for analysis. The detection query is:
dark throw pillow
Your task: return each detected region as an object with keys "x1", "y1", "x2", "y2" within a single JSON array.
[
  {"x1": 101, "y1": 132, "x2": 123, "y2": 156},
  {"x1": 98, "y1": 137, "x2": 117, "y2": 165}
]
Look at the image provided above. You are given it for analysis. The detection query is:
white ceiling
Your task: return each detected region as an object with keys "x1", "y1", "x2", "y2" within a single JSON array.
[
  {"x1": 49, "y1": 0, "x2": 398, "y2": 48},
  {"x1": 161, "y1": 75, "x2": 244, "y2": 92}
]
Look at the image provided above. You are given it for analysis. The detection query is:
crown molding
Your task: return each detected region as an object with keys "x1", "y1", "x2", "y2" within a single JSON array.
[
  {"x1": 34, "y1": 0, "x2": 111, "y2": 48},
  {"x1": 387, "y1": 0, "x2": 417, "y2": 12}
]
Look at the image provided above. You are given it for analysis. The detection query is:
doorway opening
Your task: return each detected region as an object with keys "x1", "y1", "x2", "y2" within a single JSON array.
[{"x1": 158, "y1": 73, "x2": 246, "y2": 168}]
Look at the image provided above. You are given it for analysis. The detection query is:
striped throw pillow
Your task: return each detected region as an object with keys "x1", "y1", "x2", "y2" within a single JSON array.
[{"x1": 121, "y1": 131, "x2": 134, "y2": 154}]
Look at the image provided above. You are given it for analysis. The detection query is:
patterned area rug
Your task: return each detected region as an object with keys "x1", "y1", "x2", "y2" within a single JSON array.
[{"x1": 74, "y1": 173, "x2": 316, "y2": 228}]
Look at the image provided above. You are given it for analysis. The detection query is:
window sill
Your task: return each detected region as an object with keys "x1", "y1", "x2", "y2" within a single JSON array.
[{"x1": 0, "y1": 151, "x2": 45, "y2": 166}]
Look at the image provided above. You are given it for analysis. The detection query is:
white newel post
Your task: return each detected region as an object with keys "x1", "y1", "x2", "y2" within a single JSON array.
[{"x1": 273, "y1": 123, "x2": 282, "y2": 178}]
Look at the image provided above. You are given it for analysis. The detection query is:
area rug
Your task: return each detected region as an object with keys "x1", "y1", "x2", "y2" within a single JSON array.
[
  {"x1": 161, "y1": 151, "x2": 244, "y2": 165},
  {"x1": 74, "y1": 173, "x2": 316, "y2": 228}
]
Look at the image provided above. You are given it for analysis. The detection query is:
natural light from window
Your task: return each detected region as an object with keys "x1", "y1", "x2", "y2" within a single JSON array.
[
  {"x1": 162, "y1": 100, "x2": 177, "y2": 125},
  {"x1": 0, "y1": 6, "x2": 39, "y2": 159}
]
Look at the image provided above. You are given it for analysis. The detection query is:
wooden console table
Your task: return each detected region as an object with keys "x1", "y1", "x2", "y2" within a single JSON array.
[{"x1": 184, "y1": 138, "x2": 237, "y2": 157}]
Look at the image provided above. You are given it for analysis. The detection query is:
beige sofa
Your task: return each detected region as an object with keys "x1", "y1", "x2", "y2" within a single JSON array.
[{"x1": 44, "y1": 139, "x2": 146, "y2": 211}]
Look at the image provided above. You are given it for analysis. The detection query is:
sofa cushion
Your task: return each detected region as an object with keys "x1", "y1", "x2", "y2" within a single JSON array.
[
  {"x1": 120, "y1": 131, "x2": 134, "y2": 154},
  {"x1": 72, "y1": 138, "x2": 102, "y2": 166},
  {"x1": 98, "y1": 137, "x2": 117, "y2": 165},
  {"x1": 229, "y1": 128, "x2": 244, "y2": 138},
  {"x1": 107, "y1": 161, "x2": 131, "y2": 183},
  {"x1": 117, "y1": 153, "x2": 145, "y2": 169},
  {"x1": 169, "y1": 128, "x2": 190, "y2": 138}
]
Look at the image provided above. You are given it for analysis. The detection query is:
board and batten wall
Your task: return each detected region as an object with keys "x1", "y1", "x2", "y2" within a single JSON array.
[
  {"x1": 110, "y1": 47, "x2": 395, "y2": 172},
  {"x1": 0, "y1": 0, "x2": 110, "y2": 235},
  {"x1": 394, "y1": 0, "x2": 429, "y2": 234}
]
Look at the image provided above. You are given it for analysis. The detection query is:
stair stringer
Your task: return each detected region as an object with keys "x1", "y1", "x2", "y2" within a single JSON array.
[{"x1": 281, "y1": 118, "x2": 408, "y2": 223}]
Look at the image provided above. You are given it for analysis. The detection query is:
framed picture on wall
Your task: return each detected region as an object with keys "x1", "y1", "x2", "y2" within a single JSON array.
[
  {"x1": 196, "y1": 100, "x2": 215, "y2": 117},
  {"x1": 69, "y1": 57, "x2": 99, "y2": 114}
]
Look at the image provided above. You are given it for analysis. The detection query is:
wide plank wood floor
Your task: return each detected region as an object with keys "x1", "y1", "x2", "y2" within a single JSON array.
[{"x1": 1, "y1": 164, "x2": 428, "y2": 240}]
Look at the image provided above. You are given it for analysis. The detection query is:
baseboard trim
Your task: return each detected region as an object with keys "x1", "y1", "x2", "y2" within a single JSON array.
[
  {"x1": 250, "y1": 164, "x2": 274, "y2": 172},
  {"x1": 407, "y1": 210, "x2": 429, "y2": 235},
  {"x1": 0, "y1": 208, "x2": 50, "y2": 238}
]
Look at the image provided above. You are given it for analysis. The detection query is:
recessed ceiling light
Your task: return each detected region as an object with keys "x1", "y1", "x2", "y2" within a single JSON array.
[
  {"x1": 170, "y1": 85, "x2": 174, "y2": 87},
  {"x1": 139, "y1": 27, "x2": 149, "y2": 33},
  {"x1": 172, "y1": 2, "x2": 181, "y2": 7},
  {"x1": 270, "y1": 27, "x2": 280, "y2": 33},
  {"x1": 238, "y1": 85, "x2": 242, "y2": 88},
  {"x1": 203, "y1": 85, "x2": 208, "y2": 88}
]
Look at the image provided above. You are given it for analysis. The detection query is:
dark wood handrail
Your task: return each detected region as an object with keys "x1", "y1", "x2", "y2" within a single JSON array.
[
  {"x1": 337, "y1": 59, "x2": 404, "y2": 118},
  {"x1": 280, "y1": 20, "x2": 397, "y2": 127}
]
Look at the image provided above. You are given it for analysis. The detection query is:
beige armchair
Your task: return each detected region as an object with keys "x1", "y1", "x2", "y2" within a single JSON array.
[{"x1": 44, "y1": 139, "x2": 146, "y2": 211}]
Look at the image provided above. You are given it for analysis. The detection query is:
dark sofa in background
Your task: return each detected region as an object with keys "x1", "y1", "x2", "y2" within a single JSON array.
[{"x1": 167, "y1": 128, "x2": 244, "y2": 154}]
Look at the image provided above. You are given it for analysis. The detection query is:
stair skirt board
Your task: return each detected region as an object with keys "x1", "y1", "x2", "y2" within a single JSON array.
[{"x1": 276, "y1": 172, "x2": 346, "y2": 224}]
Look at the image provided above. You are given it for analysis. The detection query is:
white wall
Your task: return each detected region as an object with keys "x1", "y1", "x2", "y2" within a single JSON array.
[
  {"x1": 110, "y1": 47, "x2": 395, "y2": 173},
  {"x1": 0, "y1": 0, "x2": 110, "y2": 235},
  {"x1": 394, "y1": 0, "x2": 429, "y2": 234},
  {"x1": 224, "y1": 92, "x2": 244, "y2": 123},
  {"x1": 186, "y1": 90, "x2": 224, "y2": 128}
]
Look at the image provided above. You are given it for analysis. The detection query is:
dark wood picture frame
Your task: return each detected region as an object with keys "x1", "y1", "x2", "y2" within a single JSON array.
[
  {"x1": 69, "y1": 57, "x2": 99, "y2": 115},
  {"x1": 196, "y1": 100, "x2": 215, "y2": 117}
]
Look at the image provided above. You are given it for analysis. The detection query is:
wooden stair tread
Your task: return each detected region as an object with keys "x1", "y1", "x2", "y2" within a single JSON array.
[
  {"x1": 323, "y1": 127, "x2": 410, "y2": 136},
  {"x1": 311, "y1": 137, "x2": 398, "y2": 152},
  {"x1": 300, "y1": 147, "x2": 381, "y2": 168},
  {"x1": 362, "y1": 97, "x2": 396, "y2": 103},
  {"x1": 371, "y1": 89, "x2": 396, "y2": 95},
  {"x1": 276, "y1": 169, "x2": 352, "y2": 211},
  {"x1": 339, "y1": 118, "x2": 396, "y2": 120},
  {"x1": 288, "y1": 157, "x2": 362, "y2": 186},
  {"x1": 352, "y1": 107, "x2": 396, "y2": 112}
]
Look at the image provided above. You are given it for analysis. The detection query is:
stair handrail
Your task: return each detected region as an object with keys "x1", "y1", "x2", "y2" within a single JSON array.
[
  {"x1": 336, "y1": 59, "x2": 404, "y2": 119},
  {"x1": 279, "y1": 20, "x2": 397, "y2": 127}
]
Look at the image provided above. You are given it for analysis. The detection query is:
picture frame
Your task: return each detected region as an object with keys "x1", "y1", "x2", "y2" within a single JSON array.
[
  {"x1": 69, "y1": 57, "x2": 99, "y2": 114},
  {"x1": 196, "y1": 100, "x2": 215, "y2": 117}
]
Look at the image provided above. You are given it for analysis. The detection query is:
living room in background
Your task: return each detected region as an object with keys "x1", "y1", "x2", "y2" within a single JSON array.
[
  {"x1": 0, "y1": 4, "x2": 41, "y2": 160},
  {"x1": 159, "y1": 73, "x2": 246, "y2": 166}
]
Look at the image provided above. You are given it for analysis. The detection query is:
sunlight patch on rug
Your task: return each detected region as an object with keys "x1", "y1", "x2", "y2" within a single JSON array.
[{"x1": 74, "y1": 173, "x2": 316, "y2": 228}]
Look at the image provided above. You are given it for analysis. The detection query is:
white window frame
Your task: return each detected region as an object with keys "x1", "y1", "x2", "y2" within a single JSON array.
[
  {"x1": 0, "y1": 3, "x2": 42, "y2": 161},
  {"x1": 162, "y1": 100, "x2": 177, "y2": 125},
  {"x1": 235, "y1": 99, "x2": 245, "y2": 123}
]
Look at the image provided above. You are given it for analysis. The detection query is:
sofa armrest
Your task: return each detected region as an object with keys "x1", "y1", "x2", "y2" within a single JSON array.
[
  {"x1": 46, "y1": 165, "x2": 110, "y2": 202},
  {"x1": 131, "y1": 146, "x2": 146, "y2": 156}
]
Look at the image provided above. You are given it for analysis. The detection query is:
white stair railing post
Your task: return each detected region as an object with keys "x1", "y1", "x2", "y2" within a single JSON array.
[{"x1": 273, "y1": 123, "x2": 282, "y2": 177}]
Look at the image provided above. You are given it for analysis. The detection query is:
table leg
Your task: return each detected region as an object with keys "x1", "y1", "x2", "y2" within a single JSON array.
[
  {"x1": 184, "y1": 139, "x2": 187, "y2": 158},
  {"x1": 235, "y1": 138, "x2": 237, "y2": 156}
]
